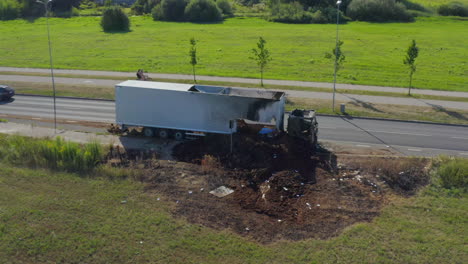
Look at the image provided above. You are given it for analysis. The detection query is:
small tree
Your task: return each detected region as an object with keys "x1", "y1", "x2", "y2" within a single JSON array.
[
  {"x1": 250, "y1": 37, "x2": 272, "y2": 87},
  {"x1": 403, "y1": 40, "x2": 419, "y2": 95},
  {"x1": 189, "y1": 37, "x2": 198, "y2": 83},
  {"x1": 325, "y1": 40, "x2": 346, "y2": 71},
  {"x1": 325, "y1": 40, "x2": 345, "y2": 111}
]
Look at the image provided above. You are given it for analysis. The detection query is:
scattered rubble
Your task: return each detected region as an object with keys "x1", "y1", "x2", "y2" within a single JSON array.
[
  {"x1": 209, "y1": 186, "x2": 234, "y2": 197},
  {"x1": 108, "y1": 133, "x2": 430, "y2": 243}
]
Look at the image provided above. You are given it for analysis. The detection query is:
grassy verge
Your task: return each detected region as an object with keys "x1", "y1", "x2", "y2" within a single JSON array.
[
  {"x1": 289, "y1": 97, "x2": 468, "y2": 125},
  {"x1": 0, "y1": 16, "x2": 466, "y2": 91},
  {"x1": 0, "y1": 158, "x2": 466, "y2": 263},
  {"x1": 1, "y1": 81, "x2": 115, "y2": 100}
]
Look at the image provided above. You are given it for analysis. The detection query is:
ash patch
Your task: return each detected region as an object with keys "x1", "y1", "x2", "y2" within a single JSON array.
[{"x1": 111, "y1": 134, "x2": 431, "y2": 243}]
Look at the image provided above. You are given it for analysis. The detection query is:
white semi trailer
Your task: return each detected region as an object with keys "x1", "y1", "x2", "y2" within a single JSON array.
[{"x1": 115, "y1": 80, "x2": 286, "y2": 139}]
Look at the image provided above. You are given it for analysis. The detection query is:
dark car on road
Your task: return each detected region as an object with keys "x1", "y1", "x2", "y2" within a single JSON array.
[{"x1": 0, "y1": 85, "x2": 15, "y2": 101}]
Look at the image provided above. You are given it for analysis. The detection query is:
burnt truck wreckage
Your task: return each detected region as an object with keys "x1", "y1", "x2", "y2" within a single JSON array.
[{"x1": 114, "y1": 80, "x2": 318, "y2": 146}]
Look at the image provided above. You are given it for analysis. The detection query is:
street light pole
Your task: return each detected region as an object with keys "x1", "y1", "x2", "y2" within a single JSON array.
[
  {"x1": 37, "y1": 0, "x2": 57, "y2": 132},
  {"x1": 332, "y1": 0, "x2": 342, "y2": 112}
]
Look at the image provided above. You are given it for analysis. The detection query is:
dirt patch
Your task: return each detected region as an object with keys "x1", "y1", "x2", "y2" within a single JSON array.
[{"x1": 112, "y1": 133, "x2": 431, "y2": 243}]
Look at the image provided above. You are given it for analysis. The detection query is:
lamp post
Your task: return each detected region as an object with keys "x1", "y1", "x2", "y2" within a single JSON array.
[
  {"x1": 332, "y1": 0, "x2": 342, "y2": 112},
  {"x1": 37, "y1": 0, "x2": 57, "y2": 132}
]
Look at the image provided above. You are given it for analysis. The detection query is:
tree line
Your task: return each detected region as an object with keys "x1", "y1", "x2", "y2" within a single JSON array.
[
  {"x1": 189, "y1": 36, "x2": 418, "y2": 97},
  {"x1": 2, "y1": 0, "x2": 466, "y2": 21}
]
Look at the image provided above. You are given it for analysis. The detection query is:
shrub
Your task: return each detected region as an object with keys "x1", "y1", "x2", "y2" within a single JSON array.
[
  {"x1": 152, "y1": 0, "x2": 188, "y2": 21},
  {"x1": 0, "y1": 0, "x2": 21, "y2": 20},
  {"x1": 311, "y1": 6, "x2": 349, "y2": 23},
  {"x1": 52, "y1": 7, "x2": 80, "y2": 18},
  {"x1": 347, "y1": 0, "x2": 414, "y2": 22},
  {"x1": 217, "y1": 0, "x2": 233, "y2": 16},
  {"x1": 19, "y1": 0, "x2": 44, "y2": 18},
  {"x1": 184, "y1": 0, "x2": 222, "y2": 22},
  {"x1": 397, "y1": 0, "x2": 427, "y2": 12},
  {"x1": 311, "y1": 10, "x2": 329, "y2": 23},
  {"x1": 131, "y1": 0, "x2": 160, "y2": 15},
  {"x1": 438, "y1": 2, "x2": 468, "y2": 17},
  {"x1": 100, "y1": 6, "x2": 130, "y2": 32},
  {"x1": 436, "y1": 157, "x2": 468, "y2": 191},
  {"x1": 268, "y1": 2, "x2": 312, "y2": 24}
]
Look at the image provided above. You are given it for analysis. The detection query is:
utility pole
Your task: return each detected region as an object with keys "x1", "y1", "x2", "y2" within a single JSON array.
[
  {"x1": 332, "y1": 0, "x2": 342, "y2": 112},
  {"x1": 37, "y1": 0, "x2": 57, "y2": 132}
]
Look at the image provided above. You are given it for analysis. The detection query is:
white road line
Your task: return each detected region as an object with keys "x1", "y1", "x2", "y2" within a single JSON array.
[
  {"x1": 356, "y1": 144, "x2": 370, "y2": 148},
  {"x1": 62, "y1": 106, "x2": 89, "y2": 110},
  {"x1": 31, "y1": 117, "x2": 42, "y2": 120},
  {"x1": 452, "y1": 136, "x2": 468, "y2": 140},
  {"x1": 408, "y1": 148, "x2": 422, "y2": 152},
  {"x1": 367, "y1": 130, "x2": 431, "y2": 137}
]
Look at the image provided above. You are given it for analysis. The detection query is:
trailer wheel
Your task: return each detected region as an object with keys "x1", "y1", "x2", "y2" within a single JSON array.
[
  {"x1": 158, "y1": 129, "x2": 169, "y2": 139},
  {"x1": 174, "y1": 131, "x2": 185, "y2": 141},
  {"x1": 143, "y1": 127, "x2": 155, "y2": 137}
]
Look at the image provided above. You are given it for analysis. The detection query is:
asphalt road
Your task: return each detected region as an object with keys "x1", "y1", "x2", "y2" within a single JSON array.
[
  {"x1": 2, "y1": 74, "x2": 468, "y2": 110},
  {"x1": 1, "y1": 95, "x2": 468, "y2": 156}
]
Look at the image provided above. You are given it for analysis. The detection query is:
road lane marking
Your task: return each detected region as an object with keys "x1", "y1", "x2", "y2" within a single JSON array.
[
  {"x1": 356, "y1": 144, "x2": 370, "y2": 148},
  {"x1": 408, "y1": 148, "x2": 422, "y2": 152},
  {"x1": 452, "y1": 136, "x2": 468, "y2": 140},
  {"x1": 367, "y1": 130, "x2": 431, "y2": 137}
]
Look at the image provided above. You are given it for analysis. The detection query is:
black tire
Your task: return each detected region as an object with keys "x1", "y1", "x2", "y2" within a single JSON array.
[
  {"x1": 158, "y1": 129, "x2": 169, "y2": 139},
  {"x1": 143, "y1": 127, "x2": 155, "y2": 137},
  {"x1": 174, "y1": 131, "x2": 185, "y2": 141}
]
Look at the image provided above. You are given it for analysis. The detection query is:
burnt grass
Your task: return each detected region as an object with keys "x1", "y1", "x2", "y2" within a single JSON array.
[{"x1": 110, "y1": 133, "x2": 431, "y2": 243}]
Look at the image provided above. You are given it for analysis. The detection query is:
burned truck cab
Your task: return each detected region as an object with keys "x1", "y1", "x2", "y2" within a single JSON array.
[{"x1": 287, "y1": 109, "x2": 318, "y2": 148}]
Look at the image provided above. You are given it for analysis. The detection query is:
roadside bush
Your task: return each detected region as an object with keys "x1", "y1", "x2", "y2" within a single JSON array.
[
  {"x1": 0, "y1": 135, "x2": 104, "y2": 173},
  {"x1": 269, "y1": 2, "x2": 312, "y2": 23},
  {"x1": 438, "y1": 2, "x2": 468, "y2": 17},
  {"x1": 131, "y1": 0, "x2": 160, "y2": 15},
  {"x1": 184, "y1": 0, "x2": 222, "y2": 22},
  {"x1": 436, "y1": 157, "x2": 467, "y2": 191},
  {"x1": 217, "y1": 0, "x2": 233, "y2": 16},
  {"x1": 0, "y1": 0, "x2": 21, "y2": 20},
  {"x1": 152, "y1": 0, "x2": 188, "y2": 21},
  {"x1": 100, "y1": 6, "x2": 130, "y2": 32},
  {"x1": 347, "y1": 0, "x2": 414, "y2": 22}
]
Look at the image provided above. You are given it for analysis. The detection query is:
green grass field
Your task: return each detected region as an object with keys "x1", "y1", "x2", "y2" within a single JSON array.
[
  {"x1": 0, "y1": 163, "x2": 466, "y2": 263},
  {"x1": 411, "y1": 0, "x2": 468, "y2": 9},
  {"x1": 0, "y1": 16, "x2": 466, "y2": 91}
]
